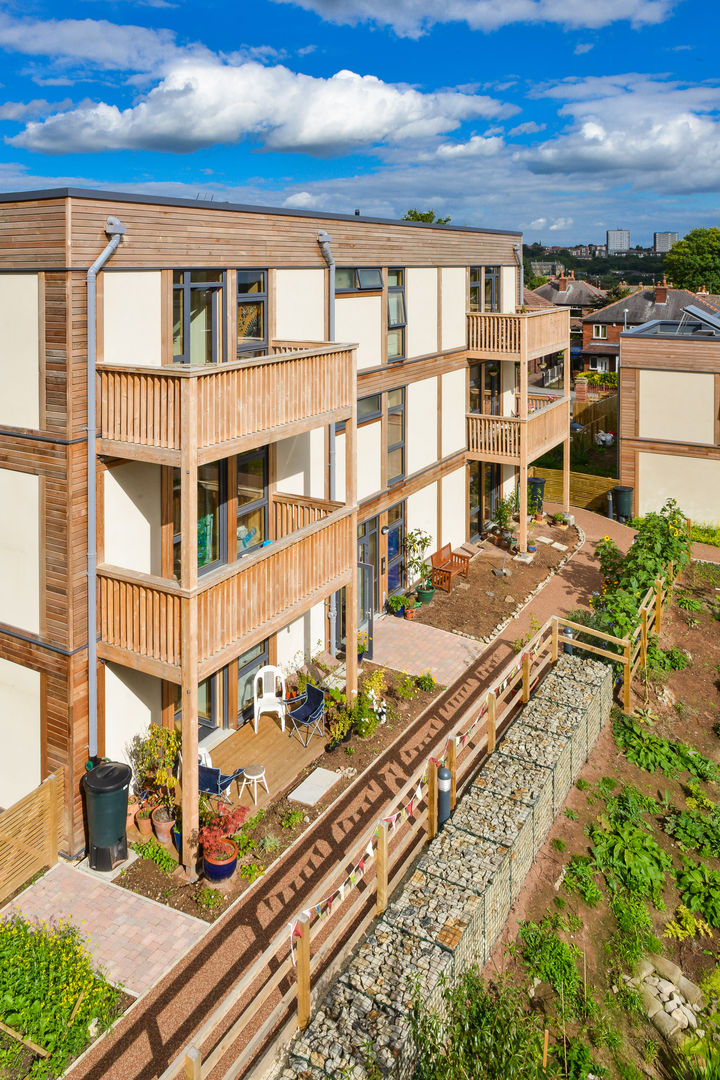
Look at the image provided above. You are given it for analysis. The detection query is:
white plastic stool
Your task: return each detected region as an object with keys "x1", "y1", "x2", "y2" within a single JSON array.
[{"x1": 239, "y1": 763, "x2": 269, "y2": 805}]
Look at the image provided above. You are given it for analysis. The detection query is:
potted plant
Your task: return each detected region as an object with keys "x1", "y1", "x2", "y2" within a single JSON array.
[
  {"x1": 136, "y1": 803, "x2": 154, "y2": 836},
  {"x1": 387, "y1": 594, "x2": 406, "y2": 618},
  {"x1": 126, "y1": 794, "x2": 139, "y2": 832},
  {"x1": 404, "y1": 528, "x2": 434, "y2": 602},
  {"x1": 357, "y1": 630, "x2": 368, "y2": 664},
  {"x1": 552, "y1": 512, "x2": 568, "y2": 530},
  {"x1": 493, "y1": 495, "x2": 516, "y2": 545},
  {"x1": 199, "y1": 804, "x2": 248, "y2": 882},
  {"x1": 405, "y1": 597, "x2": 421, "y2": 619}
]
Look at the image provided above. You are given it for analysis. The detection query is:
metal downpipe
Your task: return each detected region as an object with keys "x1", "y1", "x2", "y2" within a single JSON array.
[
  {"x1": 87, "y1": 216, "x2": 126, "y2": 759},
  {"x1": 317, "y1": 230, "x2": 339, "y2": 656}
]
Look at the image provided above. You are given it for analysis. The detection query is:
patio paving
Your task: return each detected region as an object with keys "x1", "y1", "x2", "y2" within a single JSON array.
[
  {"x1": 2, "y1": 861, "x2": 206, "y2": 996},
  {"x1": 370, "y1": 613, "x2": 484, "y2": 684}
]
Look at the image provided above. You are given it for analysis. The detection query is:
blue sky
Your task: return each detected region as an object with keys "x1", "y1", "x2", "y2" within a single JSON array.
[{"x1": 0, "y1": 0, "x2": 717, "y2": 245}]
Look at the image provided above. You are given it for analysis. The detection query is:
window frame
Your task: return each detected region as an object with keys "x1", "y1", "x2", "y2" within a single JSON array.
[
  {"x1": 592, "y1": 324, "x2": 608, "y2": 340},
  {"x1": 387, "y1": 268, "x2": 406, "y2": 364},
  {"x1": 484, "y1": 266, "x2": 500, "y2": 312},
  {"x1": 358, "y1": 394, "x2": 382, "y2": 423},
  {"x1": 335, "y1": 267, "x2": 383, "y2": 293},
  {"x1": 236, "y1": 446, "x2": 268, "y2": 556},
  {"x1": 236, "y1": 269, "x2": 268, "y2": 359},
  {"x1": 386, "y1": 387, "x2": 405, "y2": 486},
  {"x1": 172, "y1": 269, "x2": 226, "y2": 365},
  {"x1": 386, "y1": 500, "x2": 405, "y2": 594}
]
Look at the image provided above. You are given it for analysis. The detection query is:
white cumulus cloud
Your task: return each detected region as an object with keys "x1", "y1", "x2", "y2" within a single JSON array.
[{"x1": 267, "y1": 0, "x2": 676, "y2": 38}]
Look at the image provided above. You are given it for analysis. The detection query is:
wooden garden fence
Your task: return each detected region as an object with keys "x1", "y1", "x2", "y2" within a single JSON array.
[
  {"x1": 0, "y1": 769, "x2": 64, "y2": 906},
  {"x1": 529, "y1": 466, "x2": 618, "y2": 512},
  {"x1": 158, "y1": 568, "x2": 676, "y2": 1080}
]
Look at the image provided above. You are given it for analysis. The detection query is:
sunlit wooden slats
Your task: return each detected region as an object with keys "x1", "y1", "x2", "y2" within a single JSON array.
[
  {"x1": 467, "y1": 309, "x2": 569, "y2": 362},
  {"x1": 466, "y1": 398, "x2": 570, "y2": 464}
]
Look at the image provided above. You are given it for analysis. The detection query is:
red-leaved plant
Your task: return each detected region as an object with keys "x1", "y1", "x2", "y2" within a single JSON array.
[{"x1": 198, "y1": 804, "x2": 249, "y2": 860}]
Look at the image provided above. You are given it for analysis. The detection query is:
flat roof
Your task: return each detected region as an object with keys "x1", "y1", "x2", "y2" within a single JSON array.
[
  {"x1": 622, "y1": 318, "x2": 720, "y2": 340},
  {"x1": 0, "y1": 186, "x2": 521, "y2": 238}
]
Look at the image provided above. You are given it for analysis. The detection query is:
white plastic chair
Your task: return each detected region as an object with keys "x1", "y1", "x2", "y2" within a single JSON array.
[{"x1": 253, "y1": 665, "x2": 286, "y2": 733}]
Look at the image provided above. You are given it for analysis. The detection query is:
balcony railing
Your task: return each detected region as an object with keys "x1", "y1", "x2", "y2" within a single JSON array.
[
  {"x1": 466, "y1": 397, "x2": 570, "y2": 465},
  {"x1": 97, "y1": 503, "x2": 354, "y2": 679},
  {"x1": 467, "y1": 309, "x2": 569, "y2": 362},
  {"x1": 97, "y1": 343, "x2": 355, "y2": 464}
]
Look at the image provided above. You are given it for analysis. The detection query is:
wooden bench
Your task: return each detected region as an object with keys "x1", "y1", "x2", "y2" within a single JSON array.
[{"x1": 430, "y1": 543, "x2": 471, "y2": 592}]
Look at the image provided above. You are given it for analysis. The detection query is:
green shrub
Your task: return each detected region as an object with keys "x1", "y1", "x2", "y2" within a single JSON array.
[
  {"x1": 664, "y1": 804, "x2": 720, "y2": 858},
  {"x1": 589, "y1": 819, "x2": 672, "y2": 902},
  {"x1": 689, "y1": 522, "x2": 720, "y2": 548},
  {"x1": 131, "y1": 836, "x2": 177, "y2": 874},
  {"x1": 259, "y1": 834, "x2": 281, "y2": 854},
  {"x1": 563, "y1": 856, "x2": 603, "y2": 907},
  {"x1": 676, "y1": 859, "x2": 720, "y2": 927},
  {"x1": 280, "y1": 809, "x2": 304, "y2": 830},
  {"x1": 645, "y1": 635, "x2": 689, "y2": 675},
  {"x1": 196, "y1": 887, "x2": 222, "y2": 913},
  {"x1": 239, "y1": 863, "x2": 264, "y2": 883},
  {"x1": 0, "y1": 914, "x2": 121, "y2": 1078},
  {"x1": 515, "y1": 916, "x2": 582, "y2": 1014},
  {"x1": 564, "y1": 1036, "x2": 607, "y2": 1079},
  {"x1": 606, "y1": 892, "x2": 663, "y2": 967},
  {"x1": 415, "y1": 670, "x2": 436, "y2": 692},
  {"x1": 613, "y1": 714, "x2": 720, "y2": 782},
  {"x1": 411, "y1": 971, "x2": 557, "y2": 1080},
  {"x1": 676, "y1": 591, "x2": 704, "y2": 611}
]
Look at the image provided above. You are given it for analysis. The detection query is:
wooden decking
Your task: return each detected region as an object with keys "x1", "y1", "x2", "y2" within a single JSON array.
[{"x1": 210, "y1": 711, "x2": 326, "y2": 813}]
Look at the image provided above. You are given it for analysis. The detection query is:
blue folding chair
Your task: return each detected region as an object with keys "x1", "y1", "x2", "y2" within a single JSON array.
[
  {"x1": 198, "y1": 763, "x2": 245, "y2": 805},
  {"x1": 286, "y1": 684, "x2": 326, "y2": 747}
]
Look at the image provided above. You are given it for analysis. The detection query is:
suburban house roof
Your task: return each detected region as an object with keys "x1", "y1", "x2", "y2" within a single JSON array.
[
  {"x1": 523, "y1": 287, "x2": 555, "y2": 310},
  {"x1": 583, "y1": 287, "x2": 720, "y2": 325},
  {"x1": 533, "y1": 278, "x2": 606, "y2": 308}
]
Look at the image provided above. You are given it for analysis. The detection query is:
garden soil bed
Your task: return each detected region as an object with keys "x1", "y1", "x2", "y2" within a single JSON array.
[
  {"x1": 414, "y1": 520, "x2": 579, "y2": 640},
  {"x1": 116, "y1": 668, "x2": 444, "y2": 922},
  {"x1": 484, "y1": 559, "x2": 720, "y2": 1079}
]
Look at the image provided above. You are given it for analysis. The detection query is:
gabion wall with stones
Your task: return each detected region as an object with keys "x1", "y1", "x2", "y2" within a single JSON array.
[{"x1": 273, "y1": 654, "x2": 613, "y2": 1080}]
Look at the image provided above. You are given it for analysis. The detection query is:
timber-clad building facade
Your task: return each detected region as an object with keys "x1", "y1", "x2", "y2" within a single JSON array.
[{"x1": 0, "y1": 188, "x2": 570, "y2": 865}]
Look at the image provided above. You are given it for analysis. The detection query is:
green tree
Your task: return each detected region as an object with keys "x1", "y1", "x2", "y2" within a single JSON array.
[
  {"x1": 403, "y1": 208, "x2": 451, "y2": 224},
  {"x1": 665, "y1": 227, "x2": 720, "y2": 292},
  {"x1": 526, "y1": 273, "x2": 548, "y2": 290},
  {"x1": 588, "y1": 283, "x2": 630, "y2": 311}
]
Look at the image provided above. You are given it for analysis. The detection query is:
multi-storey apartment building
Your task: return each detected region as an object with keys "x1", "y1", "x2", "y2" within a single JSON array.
[
  {"x1": 0, "y1": 188, "x2": 570, "y2": 869},
  {"x1": 606, "y1": 228, "x2": 630, "y2": 255},
  {"x1": 619, "y1": 305, "x2": 720, "y2": 521},
  {"x1": 653, "y1": 232, "x2": 679, "y2": 254}
]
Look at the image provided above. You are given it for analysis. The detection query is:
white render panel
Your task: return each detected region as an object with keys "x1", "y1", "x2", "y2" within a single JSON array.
[
  {"x1": 638, "y1": 371, "x2": 715, "y2": 445},
  {"x1": 274, "y1": 269, "x2": 325, "y2": 341},
  {"x1": 441, "y1": 267, "x2": 467, "y2": 351},
  {"x1": 501, "y1": 359, "x2": 516, "y2": 418},
  {"x1": 0, "y1": 274, "x2": 39, "y2": 429},
  {"x1": 276, "y1": 429, "x2": 325, "y2": 498},
  {"x1": 442, "y1": 468, "x2": 467, "y2": 550},
  {"x1": 407, "y1": 378, "x2": 438, "y2": 475},
  {"x1": 406, "y1": 268, "x2": 438, "y2": 358},
  {"x1": 407, "y1": 483, "x2": 438, "y2": 583},
  {"x1": 335, "y1": 295, "x2": 381, "y2": 371},
  {"x1": 0, "y1": 658, "x2": 41, "y2": 808},
  {"x1": 276, "y1": 603, "x2": 326, "y2": 675},
  {"x1": 638, "y1": 452, "x2": 720, "y2": 523},
  {"x1": 500, "y1": 266, "x2": 517, "y2": 313},
  {"x1": 104, "y1": 665, "x2": 162, "y2": 772},
  {"x1": 104, "y1": 462, "x2": 162, "y2": 576},
  {"x1": 501, "y1": 463, "x2": 516, "y2": 499},
  {"x1": 103, "y1": 271, "x2": 162, "y2": 367},
  {"x1": 357, "y1": 420, "x2": 382, "y2": 500},
  {"x1": 441, "y1": 369, "x2": 466, "y2": 457},
  {"x1": 0, "y1": 469, "x2": 39, "y2": 634},
  {"x1": 334, "y1": 430, "x2": 347, "y2": 503}
]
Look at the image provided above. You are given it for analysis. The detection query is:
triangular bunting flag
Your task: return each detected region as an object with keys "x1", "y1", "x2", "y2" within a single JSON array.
[
  {"x1": 366, "y1": 842, "x2": 374, "y2": 860},
  {"x1": 416, "y1": 783, "x2": 423, "y2": 802},
  {"x1": 339, "y1": 882, "x2": 346, "y2": 903}
]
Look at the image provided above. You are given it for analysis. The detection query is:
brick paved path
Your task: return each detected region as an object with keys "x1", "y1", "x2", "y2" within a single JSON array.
[
  {"x1": 66, "y1": 508, "x2": 642, "y2": 1080},
  {"x1": 3, "y1": 862, "x2": 206, "y2": 996},
  {"x1": 371, "y1": 614, "x2": 483, "y2": 683}
]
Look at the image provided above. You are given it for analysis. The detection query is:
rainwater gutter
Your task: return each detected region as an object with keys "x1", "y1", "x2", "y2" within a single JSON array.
[{"x1": 87, "y1": 216, "x2": 126, "y2": 759}]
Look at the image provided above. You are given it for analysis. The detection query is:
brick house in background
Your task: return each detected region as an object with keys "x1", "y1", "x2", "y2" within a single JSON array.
[
  {"x1": 530, "y1": 272, "x2": 607, "y2": 351},
  {"x1": 581, "y1": 283, "x2": 720, "y2": 374}
]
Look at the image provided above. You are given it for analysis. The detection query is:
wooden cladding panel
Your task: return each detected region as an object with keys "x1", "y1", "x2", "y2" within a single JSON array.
[
  {"x1": 621, "y1": 335, "x2": 720, "y2": 375},
  {"x1": 619, "y1": 368, "x2": 638, "y2": 441},
  {"x1": 0, "y1": 201, "x2": 67, "y2": 267},
  {"x1": 66, "y1": 197, "x2": 519, "y2": 269},
  {"x1": 357, "y1": 349, "x2": 466, "y2": 395},
  {"x1": 0, "y1": 769, "x2": 64, "y2": 904}
]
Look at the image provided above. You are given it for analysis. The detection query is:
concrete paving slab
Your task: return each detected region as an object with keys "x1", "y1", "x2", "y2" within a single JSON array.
[{"x1": 289, "y1": 767, "x2": 340, "y2": 806}]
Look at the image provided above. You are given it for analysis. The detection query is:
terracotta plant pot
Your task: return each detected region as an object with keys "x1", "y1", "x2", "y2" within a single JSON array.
[
  {"x1": 126, "y1": 798, "x2": 139, "y2": 831},
  {"x1": 152, "y1": 804, "x2": 176, "y2": 846},
  {"x1": 203, "y1": 839, "x2": 238, "y2": 882},
  {"x1": 136, "y1": 808, "x2": 154, "y2": 836}
]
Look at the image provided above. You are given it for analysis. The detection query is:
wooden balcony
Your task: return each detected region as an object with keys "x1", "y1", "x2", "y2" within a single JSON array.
[
  {"x1": 97, "y1": 343, "x2": 355, "y2": 465},
  {"x1": 467, "y1": 308, "x2": 570, "y2": 363},
  {"x1": 97, "y1": 498, "x2": 354, "y2": 681},
  {"x1": 466, "y1": 397, "x2": 570, "y2": 466}
]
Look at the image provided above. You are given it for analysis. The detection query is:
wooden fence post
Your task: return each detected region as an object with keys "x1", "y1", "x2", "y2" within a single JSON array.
[
  {"x1": 184, "y1": 1047, "x2": 201, "y2": 1080},
  {"x1": 623, "y1": 640, "x2": 632, "y2": 712},
  {"x1": 448, "y1": 737, "x2": 457, "y2": 810},
  {"x1": 522, "y1": 652, "x2": 531, "y2": 704},
  {"x1": 655, "y1": 577, "x2": 663, "y2": 635},
  {"x1": 45, "y1": 772, "x2": 59, "y2": 870},
  {"x1": 551, "y1": 618, "x2": 559, "y2": 663},
  {"x1": 427, "y1": 762, "x2": 438, "y2": 842},
  {"x1": 296, "y1": 915, "x2": 311, "y2": 1031},
  {"x1": 640, "y1": 608, "x2": 648, "y2": 669},
  {"x1": 376, "y1": 822, "x2": 388, "y2": 916},
  {"x1": 487, "y1": 692, "x2": 497, "y2": 755}
]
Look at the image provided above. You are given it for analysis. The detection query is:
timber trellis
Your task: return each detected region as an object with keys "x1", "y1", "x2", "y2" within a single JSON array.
[
  {"x1": 159, "y1": 566, "x2": 676, "y2": 1080},
  {"x1": 0, "y1": 769, "x2": 64, "y2": 905}
]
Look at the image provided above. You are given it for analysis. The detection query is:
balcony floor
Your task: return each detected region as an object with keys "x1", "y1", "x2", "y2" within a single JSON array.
[{"x1": 211, "y1": 710, "x2": 326, "y2": 813}]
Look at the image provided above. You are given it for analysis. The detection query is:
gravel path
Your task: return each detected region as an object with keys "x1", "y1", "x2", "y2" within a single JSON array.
[{"x1": 67, "y1": 507, "x2": 637, "y2": 1080}]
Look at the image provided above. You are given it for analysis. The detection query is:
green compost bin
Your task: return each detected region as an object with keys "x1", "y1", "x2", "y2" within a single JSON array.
[
  {"x1": 82, "y1": 761, "x2": 132, "y2": 871},
  {"x1": 527, "y1": 476, "x2": 546, "y2": 514},
  {"x1": 612, "y1": 485, "x2": 633, "y2": 522}
]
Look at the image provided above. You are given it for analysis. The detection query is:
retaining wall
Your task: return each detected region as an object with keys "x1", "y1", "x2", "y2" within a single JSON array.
[{"x1": 275, "y1": 654, "x2": 613, "y2": 1080}]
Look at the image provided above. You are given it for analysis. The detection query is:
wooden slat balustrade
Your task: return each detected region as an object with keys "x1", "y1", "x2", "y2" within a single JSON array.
[
  {"x1": 272, "y1": 493, "x2": 343, "y2": 539},
  {"x1": 467, "y1": 308, "x2": 569, "y2": 362},
  {"x1": 97, "y1": 507, "x2": 354, "y2": 680},
  {"x1": 98, "y1": 344, "x2": 355, "y2": 464},
  {"x1": 466, "y1": 397, "x2": 570, "y2": 464}
]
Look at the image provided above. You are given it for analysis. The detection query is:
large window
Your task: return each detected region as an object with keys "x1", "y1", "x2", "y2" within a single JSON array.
[
  {"x1": 237, "y1": 270, "x2": 267, "y2": 358},
  {"x1": 173, "y1": 640, "x2": 269, "y2": 739},
  {"x1": 236, "y1": 448, "x2": 268, "y2": 554},
  {"x1": 387, "y1": 388, "x2": 405, "y2": 485},
  {"x1": 173, "y1": 271, "x2": 224, "y2": 364},
  {"x1": 387, "y1": 268, "x2": 406, "y2": 363},
  {"x1": 238, "y1": 640, "x2": 268, "y2": 723},
  {"x1": 469, "y1": 266, "x2": 500, "y2": 313},
  {"x1": 173, "y1": 461, "x2": 226, "y2": 579},
  {"x1": 386, "y1": 502, "x2": 405, "y2": 593},
  {"x1": 335, "y1": 268, "x2": 382, "y2": 292}
]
